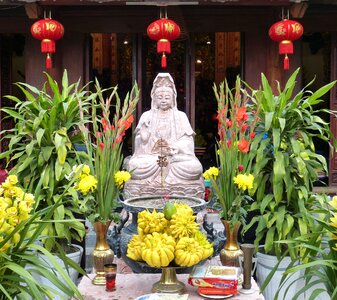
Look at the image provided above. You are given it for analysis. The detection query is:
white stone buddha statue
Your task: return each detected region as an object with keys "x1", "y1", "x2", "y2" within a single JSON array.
[{"x1": 124, "y1": 73, "x2": 204, "y2": 198}]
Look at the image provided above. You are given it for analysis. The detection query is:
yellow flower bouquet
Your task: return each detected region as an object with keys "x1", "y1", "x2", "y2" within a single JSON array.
[
  {"x1": 204, "y1": 78, "x2": 258, "y2": 225},
  {"x1": 0, "y1": 175, "x2": 35, "y2": 253},
  {"x1": 69, "y1": 81, "x2": 140, "y2": 224},
  {"x1": 0, "y1": 174, "x2": 84, "y2": 299}
]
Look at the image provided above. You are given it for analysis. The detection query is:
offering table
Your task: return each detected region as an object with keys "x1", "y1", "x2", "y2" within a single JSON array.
[{"x1": 76, "y1": 273, "x2": 264, "y2": 300}]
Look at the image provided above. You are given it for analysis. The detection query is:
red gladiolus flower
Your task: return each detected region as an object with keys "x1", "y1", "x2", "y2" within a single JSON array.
[
  {"x1": 218, "y1": 128, "x2": 225, "y2": 141},
  {"x1": 116, "y1": 133, "x2": 124, "y2": 144},
  {"x1": 241, "y1": 123, "x2": 248, "y2": 132},
  {"x1": 118, "y1": 115, "x2": 134, "y2": 131},
  {"x1": 226, "y1": 139, "x2": 232, "y2": 148},
  {"x1": 250, "y1": 132, "x2": 256, "y2": 139},
  {"x1": 236, "y1": 107, "x2": 249, "y2": 123},
  {"x1": 217, "y1": 107, "x2": 227, "y2": 121},
  {"x1": 111, "y1": 143, "x2": 115, "y2": 149},
  {"x1": 238, "y1": 164, "x2": 244, "y2": 172},
  {"x1": 226, "y1": 119, "x2": 232, "y2": 128},
  {"x1": 102, "y1": 118, "x2": 108, "y2": 133},
  {"x1": 238, "y1": 139, "x2": 249, "y2": 153},
  {"x1": 99, "y1": 142, "x2": 104, "y2": 150}
]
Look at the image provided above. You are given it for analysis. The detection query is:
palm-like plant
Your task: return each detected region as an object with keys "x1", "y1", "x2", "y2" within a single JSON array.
[
  {"x1": 0, "y1": 70, "x2": 93, "y2": 251},
  {"x1": 244, "y1": 68, "x2": 337, "y2": 258},
  {"x1": 276, "y1": 194, "x2": 337, "y2": 299}
]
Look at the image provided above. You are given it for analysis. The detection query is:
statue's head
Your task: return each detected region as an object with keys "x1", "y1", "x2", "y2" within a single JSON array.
[{"x1": 151, "y1": 73, "x2": 177, "y2": 110}]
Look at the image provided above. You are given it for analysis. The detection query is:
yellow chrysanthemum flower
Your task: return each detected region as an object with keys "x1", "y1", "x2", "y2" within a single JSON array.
[
  {"x1": 203, "y1": 167, "x2": 219, "y2": 180},
  {"x1": 76, "y1": 174, "x2": 97, "y2": 195},
  {"x1": 82, "y1": 164, "x2": 91, "y2": 175},
  {"x1": 74, "y1": 164, "x2": 91, "y2": 176},
  {"x1": 329, "y1": 196, "x2": 337, "y2": 210},
  {"x1": 114, "y1": 170, "x2": 131, "y2": 188},
  {"x1": 233, "y1": 173, "x2": 254, "y2": 191}
]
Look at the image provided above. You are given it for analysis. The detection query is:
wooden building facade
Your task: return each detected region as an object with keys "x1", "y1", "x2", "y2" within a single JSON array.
[{"x1": 1, "y1": 0, "x2": 337, "y2": 188}]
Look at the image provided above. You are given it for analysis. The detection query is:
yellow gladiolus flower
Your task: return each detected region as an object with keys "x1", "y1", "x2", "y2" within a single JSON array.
[
  {"x1": 22, "y1": 193, "x2": 35, "y2": 204},
  {"x1": 3, "y1": 197, "x2": 12, "y2": 206},
  {"x1": 12, "y1": 232, "x2": 20, "y2": 245},
  {"x1": 0, "y1": 200, "x2": 9, "y2": 211},
  {"x1": 0, "y1": 241, "x2": 12, "y2": 253},
  {"x1": 76, "y1": 174, "x2": 97, "y2": 195},
  {"x1": 7, "y1": 175, "x2": 18, "y2": 185},
  {"x1": 114, "y1": 170, "x2": 131, "y2": 188},
  {"x1": 6, "y1": 206, "x2": 18, "y2": 216},
  {"x1": 13, "y1": 187, "x2": 24, "y2": 199},
  {"x1": 18, "y1": 201, "x2": 31, "y2": 213},
  {"x1": 233, "y1": 173, "x2": 254, "y2": 191}
]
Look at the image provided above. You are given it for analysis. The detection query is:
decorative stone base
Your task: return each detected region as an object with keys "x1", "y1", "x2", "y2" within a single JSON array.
[{"x1": 124, "y1": 179, "x2": 205, "y2": 199}]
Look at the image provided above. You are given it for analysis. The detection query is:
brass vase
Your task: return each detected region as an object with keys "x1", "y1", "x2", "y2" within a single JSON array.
[
  {"x1": 92, "y1": 221, "x2": 114, "y2": 285},
  {"x1": 220, "y1": 220, "x2": 243, "y2": 267}
]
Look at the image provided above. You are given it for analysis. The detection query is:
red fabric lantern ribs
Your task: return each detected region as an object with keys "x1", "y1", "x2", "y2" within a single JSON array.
[
  {"x1": 147, "y1": 18, "x2": 180, "y2": 68},
  {"x1": 269, "y1": 19, "x2": 303, "y2": 70},
  {"x1": 31, "y1": 18, "x2": 64, "y2": 69}
]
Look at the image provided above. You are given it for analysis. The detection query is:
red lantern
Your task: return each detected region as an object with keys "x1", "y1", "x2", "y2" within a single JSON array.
[
  {"x1": 269, "y1": 19, "x2": 303, "y2": 70},
  {"x1": 31, "y1": 18, "x2": 64, "y2": 69},
  {"x1": 147, "y1": 18, "x2": 180, "y2": 68}
]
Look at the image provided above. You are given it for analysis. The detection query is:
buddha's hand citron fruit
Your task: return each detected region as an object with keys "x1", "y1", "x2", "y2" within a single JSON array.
[{"x1": 163, "y1": 202, "x2": 177, "y2": 220}]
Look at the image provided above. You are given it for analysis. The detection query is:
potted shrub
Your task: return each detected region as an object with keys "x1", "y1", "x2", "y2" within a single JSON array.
[
  {"x1": 0, "y1": 174, "x2": 83, "y2": 300},
  {"x1": 243, "y1": 68, "x2": 337, "y2": 299},
  {"x1": 275, "y1": 193, "x2": 332, "y2": 300},
  {"x1": 0, "y1": 71, "x2": 92, "y2": 288}
]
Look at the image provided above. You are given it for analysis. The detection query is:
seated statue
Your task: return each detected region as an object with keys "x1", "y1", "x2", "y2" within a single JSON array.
[{"x1": 124, "y1": 73, "x2": 204, "y2": 198}]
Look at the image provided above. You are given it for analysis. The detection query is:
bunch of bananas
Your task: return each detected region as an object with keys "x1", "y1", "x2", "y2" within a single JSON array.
[{"x1": 126, "y1": 202, "x2": 214, "y2": 268}]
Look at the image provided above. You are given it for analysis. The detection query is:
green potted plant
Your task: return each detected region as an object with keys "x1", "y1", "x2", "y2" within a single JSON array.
[
  {"x1": 203, "y1": 77, "x2": 258, "y2": 266},
  {"x1": 243, "y1": 68, "x2": 337, "y2": 299},
  {"x1": 0, "y1": 70, "x2": 91, "y2": 252},
  {"x1": 274, "y1": 193, "x2": 333, "y2": 299},
  {"x1": 0, "y1": 71, "x2": 95, "y2": 291},
  {"x1": 0, "y1": 174, "x2": 83, "y2": 300}
]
